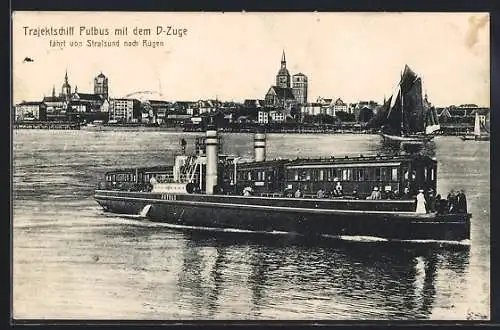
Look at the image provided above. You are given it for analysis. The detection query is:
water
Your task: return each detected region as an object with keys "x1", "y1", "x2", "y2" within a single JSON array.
[{"x1": 12, "y1": 130, "x2": 490, "y2": 320}]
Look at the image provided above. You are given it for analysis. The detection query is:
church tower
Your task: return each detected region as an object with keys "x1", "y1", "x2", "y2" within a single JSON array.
[
  {"x1": 94, "y1": 72, "x2": 109, "y2": 99},
  {"x1": 276, "y1": 50, "x2": 290, "y2": 88},
  {"x1": 60, "y1": 70, "x2": 72, "y2": 99},
  {"x1": 292, "y1": 73, "x2": 308, "y2": 105}
]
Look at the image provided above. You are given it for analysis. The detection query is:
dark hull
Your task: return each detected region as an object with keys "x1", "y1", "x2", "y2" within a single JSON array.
[{"x1": 94, "y1": 190, "x2": 471, "y2": 242}]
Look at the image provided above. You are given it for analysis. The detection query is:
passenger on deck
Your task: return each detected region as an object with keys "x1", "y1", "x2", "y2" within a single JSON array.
[
  {"x1": 427, "y1": 188, "x2": 436, "y2": 212},
  {"x1": 367, "y1": 186, "x2": 381, "y2": 200},
  {"x1": 447, "y1": 190, "x2": 457, "y2": 213},
  {"x1": 435, "y1": 194, "x2": 448, "y2": 214},
  {"x1": 294, "y1": 188, "x2": 302, "y2": 198},
  {"x1": 316, "y1": 188, "x2": 325, "y2": 199},
  {"x1": 335, "y1": 181, "x2": 343, "y2": 194},
  {"x1": 243, "y1": 187, "x2": 253, "y2": 196},
  {"x1": 351, "y1": 189, "x2": 359, "y2": 200},
  {"x1": 416, "y1": 189, "x2": 427, "y2": 214},
  {"x1": 456, "y1": 190, "x2": 468, "y2": 213},
  {"x1": 384, "y1": 187, "x2": 395, "y2": 200},
  {"x1": 402, "y1": 187, "x2": 411, "y2": 199}
]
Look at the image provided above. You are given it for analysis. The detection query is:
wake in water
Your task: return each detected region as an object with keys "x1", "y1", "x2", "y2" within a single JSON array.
[{"x1": 98, "y1": 212, "x2": 471, "y2": 247}]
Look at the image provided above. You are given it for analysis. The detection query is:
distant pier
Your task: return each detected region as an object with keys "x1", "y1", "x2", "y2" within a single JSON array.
[{"x1": 13, "y1": 121, "x2": 81, "y2": 130}]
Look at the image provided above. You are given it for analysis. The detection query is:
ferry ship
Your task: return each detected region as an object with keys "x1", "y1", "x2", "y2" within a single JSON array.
[{"x1": 94, "y1": 127, "x2": 471, "y2": 242}]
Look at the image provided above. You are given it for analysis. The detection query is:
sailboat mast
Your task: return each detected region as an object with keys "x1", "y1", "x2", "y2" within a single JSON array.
[{"x1": 400, "y1": 85, "x2": 404, "y2": 136}]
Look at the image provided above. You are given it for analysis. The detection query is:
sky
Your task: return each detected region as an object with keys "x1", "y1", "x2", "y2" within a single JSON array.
[{"x1": 12, "y1": 12, "x2": 490, "y2": 107}]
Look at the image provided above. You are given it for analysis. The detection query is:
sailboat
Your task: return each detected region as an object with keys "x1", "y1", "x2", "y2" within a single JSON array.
[
  {"x1": 460, "y1": 111, "x2": 490, "y2": 141},
  {"x1": 369, "y1": 65, "x2": 440, "y2": 147}
]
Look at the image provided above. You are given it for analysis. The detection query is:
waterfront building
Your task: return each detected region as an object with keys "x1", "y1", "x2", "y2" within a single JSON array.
[
  {"x1": 109, "y1": 98, "x2": 141, "y2": 123},
  {"x1": 94, "y1": 72, "x2": 109, "y2": 99},
  {"x1": 438, "y1": 104, "x2": 489, "y2": 124},
  {"x1": 15, "y1": 101, "x2": 46, "y2": 121},
  {"x1": 70, "y1": 89, "x2": 106, "y2": 112},
  {"x1": 292, "y1": 73, "x2": 308, "y2": 105},
  {"x1": 300, "y1": 103, "x2": 323, "y2": 116},
  {"x1": 332, "y1": 98, "x2": 348, "y2": 115},
  {"x1": 269, "y1": 109, "x2": 287, "y2": 123},
  {"x1": 258, "y1": 110, "x2": 269, "y2": 124},
  {"x1": 42, "y1": 86, "x2": 68, "y2": 120},
  {"x1": 316, "y1": 97, "x2": 350, "y2": 117},
  {"x1": 357, "y1": 106, "x2": 374, "y2": 123},
  {"x1": 243, "y1": 99, "x2": 266, "y2": 108},
  {"x1": 352, "y1": 100, "x2": 379, "y2": 119},
  {"x1": 172, "y1": 101, "x2": 195, "y2": 115},
  {"x1": 197, "y1": 99, "x2": 222, "y2": 114}
]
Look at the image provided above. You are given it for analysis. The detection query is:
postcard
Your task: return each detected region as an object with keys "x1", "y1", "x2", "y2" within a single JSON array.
[{"x1": 12, "y1": 11, "x2": 490, "y2": 321}]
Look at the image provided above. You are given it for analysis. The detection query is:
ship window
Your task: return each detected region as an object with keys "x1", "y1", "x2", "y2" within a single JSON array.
[
  {"x1": 424, "y1": 167, "x2": 428, "y2": 181},
  {"x1": 375, "y1": 168, "x2": 381, "y2": 181},
  {"x1": 294, "y1": 170, "x2": 299, "y2": 181},
  {"x1": 342, "y1": 169, "x2": 351, "y2": 181},
  {"x1": 319, "y1": 169, "x2": 324, "y2": 181},
  {"x1": 247, "y1": 171, "x2": 252, "y2": 180},
  {"x1": 381, "y1": 167, "x2": 388, "y2": 181},
  {"x1": 431, "y1": 167, "x2": 435, "y2": 181},
  {"x1": 111, "y1": 174, "x2": 116, "y2": 182},
  {"x1": 306, "y1": 170, "x2": 311, "y2": 181},
  {"x1": 353, "y1": 168, "x2": 363, "y2": 181},
  {"x1": 392, "y1": 168, "x2": 398, "y2": 181}
]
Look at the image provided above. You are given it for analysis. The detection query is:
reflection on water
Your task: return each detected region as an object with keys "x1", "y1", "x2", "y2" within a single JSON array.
[
  {"x1": 177, "y1": 232, "x2": 469, "y2": 319},
  {"x1": 12, "y1": 130, "x2": 489, "y2": 320},
  {"x1": 375, "y1": 138, "x2": 437, "y2": 158}
]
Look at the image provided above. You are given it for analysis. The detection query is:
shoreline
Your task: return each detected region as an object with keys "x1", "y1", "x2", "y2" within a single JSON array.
[{"x1": 12, "y1": 122, "x2": 480, "y2": 136}]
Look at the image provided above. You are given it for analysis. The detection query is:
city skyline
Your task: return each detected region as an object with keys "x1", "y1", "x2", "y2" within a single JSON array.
[{"x1": 13, "y1": 12, "x2": 489, "y2": 107}]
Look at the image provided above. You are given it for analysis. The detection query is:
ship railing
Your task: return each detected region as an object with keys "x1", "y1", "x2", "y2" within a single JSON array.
[{"x1": 259, "y1": 193, "x2": 283, "y2": 198}]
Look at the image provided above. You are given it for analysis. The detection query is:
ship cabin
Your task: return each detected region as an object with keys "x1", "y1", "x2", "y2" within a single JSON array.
[
  {"x1": 232, "y1": 154, "x2": 437, "y2": 199},
  {"x1": 232, "y1": 159, "x2": 289, "y2": 197},
  {"x1": 99, "y1": 165, "x2": 174, "y2": 191}
]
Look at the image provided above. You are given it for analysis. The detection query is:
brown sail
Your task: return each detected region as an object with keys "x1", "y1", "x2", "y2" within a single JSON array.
[{"x1": 368, "y1": 65, "x2": 439, "y2": 138}]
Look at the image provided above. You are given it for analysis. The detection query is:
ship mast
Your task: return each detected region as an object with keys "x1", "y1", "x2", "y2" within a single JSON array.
[{"x1": 400, "y1": 70, "x2": 404, "y2": 136}]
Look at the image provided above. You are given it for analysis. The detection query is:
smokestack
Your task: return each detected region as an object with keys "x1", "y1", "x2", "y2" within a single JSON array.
[
  {"x1": 205, "y1": 126, "x2": 218, "y2": 195},
  {"x1": 254, "y1": 129, "x2": 266, "y2": 162}
]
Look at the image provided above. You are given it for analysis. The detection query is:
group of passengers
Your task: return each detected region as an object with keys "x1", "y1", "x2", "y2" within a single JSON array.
[
  {"x1": 410, "y1": 188, "x2": 468, "y2": 214},
  {"x1": 301, "y1": 183, "x2": 468, "y2": 215}
]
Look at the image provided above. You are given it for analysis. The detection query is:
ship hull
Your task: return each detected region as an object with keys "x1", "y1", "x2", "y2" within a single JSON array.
[{"x1": 94, "y1": 190, "x2": 471, "y2": 242}]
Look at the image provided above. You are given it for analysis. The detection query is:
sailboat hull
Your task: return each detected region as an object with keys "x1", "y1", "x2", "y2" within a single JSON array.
[
  {"x1": 381, "y1": 133, "x2": 434, "y2": 145},
  {"x1": 460, "y1": 135, "x2": 490, "y2": 141}
]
